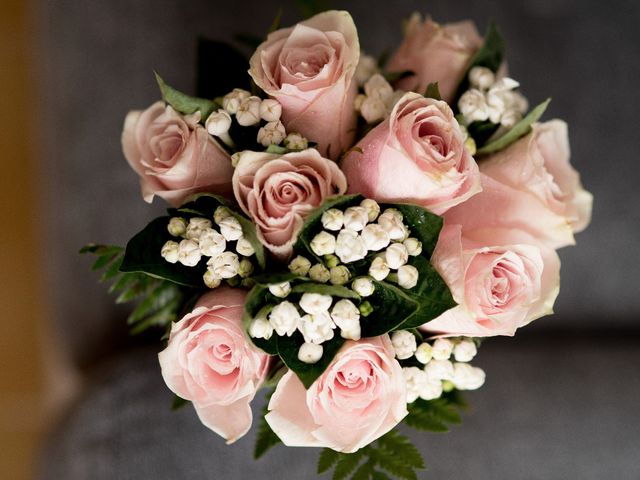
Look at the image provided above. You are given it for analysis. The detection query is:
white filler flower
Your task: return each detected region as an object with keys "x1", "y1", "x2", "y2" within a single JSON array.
[
  {"x1": 268, "y1": 282, "x2": 291, "y2": 298},
  {"x1": 391, "y1": 330, "x2": 417, "y2": 360},
  {"x1": 167, "y1": 217, "x2": 187, "y2": 237},
  {"x1": 298, "y1": 342, "x2": 323, "y2": 364},
  {"x1": 352, "y1": 277, "x2": 375, "y2": 297},
  {"x1": 299, "y1": 312, "x2": 336, "y2": 344},
  {"x1": 161, "y1": 240, "x2": 180, "y2": 264},
  {"x1": 269, "y1": 301, "x2": 301, "y2": 337},
  {"x1": 299, "y1": 293, "x2": 333, "y2": 315}
]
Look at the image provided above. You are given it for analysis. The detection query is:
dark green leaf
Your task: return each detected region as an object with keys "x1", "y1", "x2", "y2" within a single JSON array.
[
  {"x1": 318, "y1": 448, "x2": 341, "y2": 474},
  {"x1": 332, "y1": 449, "x2": 364, "y2": 480},
  {"x1": 424, "y1": 82, "x2": 442, "y2": 100},
  {"x1": 115, "y1": 277, "x2": 152, "y2": 304},
  {"x1": 79, "y1": 244, "x2": 122, "y2": 256},
  {"x1": 242, "y1": 284, "x2": 279, "y2": 355},
  {"x1": 127, "y1": 282, "x2": 182, "y2": 326},
  {"x1": 290, "y1": 283, "x2": 360, "y2": 300},
  {"x1": 171, "y1": 395, "x2": 190, "y2": 411},
  {"x1": 467, "y1": 120, "x2": 500, "y2": 148},
  {"x1": 155, "y1": 72, "x2": 217, "y2": 121},
  {"x1": 265, "y1": 144, "x2": 289, "y2": 155},
  {"x1": 234, "y1": 33, "x2": 265, "y2": 52},
  {"x1": 101, "y1": 254, "x2": 124, "y2": 281},
  {"x1": 389, "y1": 203, "x2": 443, "y2": 258},
  {"x1": 384, "y1": 70, "x2": 415, "y2": 84},
  {"x1": 352, "y1": 461, "x2": 374, "y2": 480},
  {"x1": 294, "y1": 0, "x2": 332, "y2": 19},
  {"x1": 360, "y1": 281, "x2": 419, "y2": 337},
  {"x1": 254, "y1": 389, "x2": 282, "y2": 459},
  {"x1": 476, "y1": 98, "x2": 551, "y2": 155},
  {"x1": 108, "y1": 272, "x2": 138, "y2": 294},
  {"x1": 377, "y1": 431, "x2": 424, "y2": 469},
  {"x1": 371, "y1": 471, "x2": 391, "y2": 480},
  {"x1": 195, "y1": 38, "x2": 250, "y2": 99},
  {"x1": 405, "y1": 397, "x2": 463, "y2": 433},
  {"x1": 91, "y1": 252, "x2": 120, "y2": 272},
  {"x1": 268, "y1": 8, "x2": 283, "y2": 33}
]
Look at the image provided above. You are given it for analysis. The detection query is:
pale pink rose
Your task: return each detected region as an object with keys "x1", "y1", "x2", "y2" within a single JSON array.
[
  {"x1": 233, "y1": 149, "x2": 347, "y2": 259},
  {"x1": 423, "y1": 223, "x2": 560, "y2": 337},
  {"x1": 266, "y1": 336, "x2": 407, "y2": 453},
  {"x1": 122, "y1": 101, "x2": 234, "y2": 206},
  {"x1": 386, "y1": 15, "x2": 482, "y2": 102},
  {"x1": 249, "y1": 10, "x2": 360, "y2": 159},
  {"x1": 341, "y1": 92, "x2": 481, "y2": 215},
  {"x1": 158, "y1": 288, "x2": 269, "y2": 443},
  {"x1": 479, "y1": 120, "x2": 592, "y2": 241}
]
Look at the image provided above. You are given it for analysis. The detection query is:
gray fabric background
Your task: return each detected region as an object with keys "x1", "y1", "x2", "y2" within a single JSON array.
[{"x1": 34, "y1": 0, "x2": 640, "y2": 478}]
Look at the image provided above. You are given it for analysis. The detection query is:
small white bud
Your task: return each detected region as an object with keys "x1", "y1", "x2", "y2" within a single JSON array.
[
  {"x1": 468, "y1": 66, "x2": 495, "y2": 91},
  {"x1": 321, "y1": 209, "x2": 344, "y2": 231},
  {"x1": 352, "y1": 277, "x2": 375, "y2": 297},
  {"x1": 403, "y1": 238, "x2": 422, "y2": 256},
  {"x1": 491, "y1": 77, "x2": 520, "y2": 91},
  {"x1": 289, "y1": 256, "x2": 312, "y2": 276},
  {"x1": 360, "y1": 96, "x2": 387, "y2": 123},
  {"x1": 355, "y1": 53, "x2": 379, "y2": 86},
  {"x1": 177, "y1": 239, "x2": 202, "y2": 267},
  {"x1": 213, "y1": 206, "x2": 233, "y2": 224},
  {"x1": 397, "y1": 264, "x2": 419, "y2": 289},
  {"x1": 360, "y1": 198, "x2": 381, "y2": 222},
  {"x1": 268, "y1": 281, "x2": 291, "y2": 298},
  {"x1": 299, "y1": 293, "x2": 333, "y2": 315},
  {"x1": 419, "y1": 378, "x2": 444, "y2": 401},
  {"x1": 361, "y1": 224, "x2": 391, "y2": 251},
  {"x1": 385, "y1": 243, "x2": 409, "y2": 269},
  {"x1": 207, "y1": 251, "x2": 239, "y2": 279},
  {"x1": 330, "y1": 265, "x2": 351, "y2": 285},
  {"x1": 222, "y1": 88, "x2": 250, "y2": 114},
  {"x1": 236, "y1": 96, "x2": 261, "y2": 126},
  {"x1": 458, "y1": 88, "x2": 490, "y2": 123},
  {"x1": 432, "y1": 338, "x2": 455, "y2": 361},
  {"x1": 259, "y1": 98, "x2": 282, "y2": 122},
  {"x1": 205, "y1": 109, "x2": 233, "y2": 146},
  {"x1": 364, "y1": 74, "x2": 393, "y2": 102},
  {"x1": 298, "y1": 342, "x2": 323, "y2": 364},
  {"x1": 500, "y1": 109, "x2": 521, "y2": 128},
  {"x1": 331, "y1": 299, "x2": 361, "y2": 340},
  {"x1": 237, "y1": 258, "x2": 254, "y2": 278},
  {"x1": 269, "y1": 301, "x2": 300, "y2": 337},
  {"x1": 369, "y1": 256, "x2": 390, "y2": 281},
  {"x1": 354, "y1": 93, "x2": 366, "y2": 111},
  {"x1": 167, "y1": 217, "x2": 187, "y2": 237},
  {"x1": 453, "y1": 339, "x2": 478, "y2": 362},
  {"x1": 343, "y1": 206, "x2": 369, "y2": 232},
  {"x1": 218, "y1": 216, "x2": 243, "y2": 241},
  {"x1": 377, "y1": 209, "x2": 406, "y2": 240},
  {"x1": 335, "y1": 229, "x2": 367, "y2": 264},
  {"x1": 415, "y1": 343, "x2": 433, "y2": 364},
  {"x1": 257, "y1": 120, "x2": 286, "y2": 146},
  {"x1": 310, "y1": 231, "x2": 336, "y2": 256},
  {"x1": 299, "y1": 312, "x2": 336, "y2": 344},
  {"x1": 198, "y1": 229, "x2": 227, "y2": 257},
  {"x1": 283, "y1": 132, "x2": 308, "y2": 150},
  {"x1": 161, "y1": 240, "x2": 180, "y2": 263},
  {"x1": 308, "y1": 263, "x2": 331, "y2": 283},
  {"x1": 403, "y1": 366, "x2": 429, "y2": 403},
  {"x1": 391, "y1": 330, "x2": 417, "y2": 360},
  {"x1": 231, "y1": 151, "x2": 244, "y2": 167},
  {"x1": 235, "y1": 236, "x2": 255, "y2": 257},
  {"x1": 185, "y1": 217, "x2": 212, "y2": 241},
  {"x1": 452, "y1": 363, "x2": 486, "y2": 390},
  {"x1": 424, "y1": 359, "x2": 454, "y2": 381},
  {"x1": 249, "y1": 316, "x2": 273, "y2": 340},
  {"x1": 203, "y1": 269, "x2": 222, "y2": 289},
  {"x1": 486, "y1": 89, "x2": 509, "y2": 124}
]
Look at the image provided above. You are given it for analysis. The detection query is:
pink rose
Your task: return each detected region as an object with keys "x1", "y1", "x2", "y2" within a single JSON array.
[
  {"x1": 423, "y1": 223, "x2": 560, "y2": 337},
  {"x1": 341, "y1": 92, "x2": 481, "y2": 215},
  {"x1": 478, "y1": 120, "x2": 592, "y2": 242},
  {"x1": 266, "y1": 336, "x2": 407, "y2": 453},
  {"x1": 122, "y1": 101, "x2": 234, "y2": 206},
  {"x1": 158, "y1": 288, "x2": 269, "y2": 443},
  {"x1": 233, "y1": 149, "x2": 347, "y2": 259},
  {"x1": 249, "y1": 10, "x2": 360, "y2": 159},
  {"x1": 386, "y1": 15, "x2": 482, "y2": 102}
]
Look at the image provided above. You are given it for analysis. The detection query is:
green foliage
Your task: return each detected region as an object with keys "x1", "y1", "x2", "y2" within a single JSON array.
[
  {"x1": 317, "y1": 430, "x2": 425, "y2": 480},
  {"x1": 404, "y1": 392, "x2": 466, "y2": 433},
  {"x1": 81, "y1": 244, "x2": 185, "y2": 335},
  {"x1": 294, "y1": 0, "x2": 333, "y2": 19},
  {"x1": 424, "y1": 82, "x2": 442, "y2": 101},
  {"x1": 254, "y1": 388, "x2": 282, "y2": 459},
  {"x1": 384, "y1": 70, "x2": 415, "y2": 85},
  {"x1": 155, "y1": 72, "x2": 218, "y2": 122},
  {"x1": 195, "y1": 38, "x2": 251, "y2": 99},
  {"x1": 476, "y1": 98, "x2": 551, "y2": 155},
  {"x1": 388, "y1": 204, "x2": 442, "y2": 259},
  {"x1": 171, "y1": 395, "x2": 190, "y2": 411}
]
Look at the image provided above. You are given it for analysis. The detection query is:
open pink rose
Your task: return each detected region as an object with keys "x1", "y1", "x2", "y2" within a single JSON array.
[
  {"x1": 249, "y1": 10, "x2": 359, "y2": 159},
  {"x1": 233, "y1": 148, "x2": 347, "y2": 259},
  {"x1": 122, "y1": 101, "x2": 234, "y2": 206},
  {"x1": 386, "y1": 15, "x2": 482, "y2": 102},
  {"x1": 341, "y1": 92, "x2": 481, "y2": 215},
  {"x1": 423, "y1": 223, "x2": 560, "y2": 337},
  {"x1": 479, "y1": 120, "x2": 592, "y2": 241},
  {"x1": 158, "y1": 288, "x2": 269, "y2": 443},
  {"x1": 266, "y1": 336, "x2": 407, "y2": 453}
]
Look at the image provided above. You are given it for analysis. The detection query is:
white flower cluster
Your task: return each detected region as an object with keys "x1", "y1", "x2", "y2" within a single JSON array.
[
  {"x1": 354, "y1": 74, "x2": 405, "y2": 124},
  {"x1": 458, "y1": 66, "x2": 528, "y2": 128},
  {"x1": 160, "y1": 207, "x2": 256, "y2": 288},
  {"x1": 207, "y1": 88, "x2": 309, "y2": 150},
  {"x1": 249, "y1": 291, "x2": 363, "y2": 365},
  {"x1": 354, "y1": 53, "x2": 379, "y2": 85},
  {"x1": 391, "y1": 332, "x2": 485, "y2": 403}
]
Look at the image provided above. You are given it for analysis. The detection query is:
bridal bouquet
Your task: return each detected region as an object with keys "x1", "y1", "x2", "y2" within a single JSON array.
[{"x1": 84, "y1": 8, "x2": 592, "y2": 479}]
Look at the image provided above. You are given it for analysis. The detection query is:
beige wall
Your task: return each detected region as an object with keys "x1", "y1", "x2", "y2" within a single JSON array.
[{"x1": 0, "y1": 1, "x2": 48, "y2": 478}]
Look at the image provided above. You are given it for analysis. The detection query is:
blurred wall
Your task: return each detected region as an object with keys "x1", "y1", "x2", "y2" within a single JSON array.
[{"x1": 35, "y1": 0, "x2": 640, "y2": 369}]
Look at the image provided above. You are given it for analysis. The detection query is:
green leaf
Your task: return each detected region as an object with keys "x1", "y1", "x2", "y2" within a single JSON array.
[
  {"x1": 234, "y1": 33, "x2": 265, "y2": 52},
  {"x1": 120, "y1": 216, "x2": 207, "y2": 287},
  {"x1": 476, "y1": 98, "x2": 551, "y2": 155},
  {"x1": 233, "y1": 213, "x2": 267, "y2": 269},
  {"x1": 361, "y1": 281, "x2": 420, "y2": 337},
  {"x1": 371, "y1": 472, "x2": 391, "y2": 480},
  {"x1": 290, "y1": 283, "x2": 360, "y2": 300},
  {"x1": 332, "y1": 449, "x2": 364, "y2": 480},
  {"x1": 265, "y1": 144, "x2": 289, "y2": 155},
  {"x1": 155, "y1": 72, "x2": 217, "y2": 121},
  {"x1": 377, "y1": 431, "x2": 424, "y2": 469},
  {"x1": 294, "y1": 0, "x2": 332, "y2": 19},
  {"x1": 424, "y1": 82, "x2": 442, "y2": 100},
  {"x1": 318, "y1": 448, "x2": 341, "y2": 474},
  {"x1": 126, "y1": 282, "x2": 183, "y2": 335},
  {"x1": 351, "y1": 461, "x2": 374, "y2": 480},
  {"x1": 101, "y1": 254, "x2": 124, "y2": 281},
  {"x1": 171, "y1": 395, "x2": 190, "y2": 411},
  {"x1": 384, "y1": 70, "x2": 415, "y2": 84},
  {"x1": 268, "y1": 8, "x2": 283, "y2": 33},
  {"x1": 405, "y1": 396, "x2": 464, "y2": 433},
  {"x1": 195, "y1": 38, "x2": 250, "y2": 99},
  {"x1": 389, "y1": 204, "x2": 443, "y2": 259},
  {"x1": 254, "y1": 389, "x2": 282, "y2": 459},
  {"x1": 454, "y1": 21, "x2": 505, "y2": 101}
]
